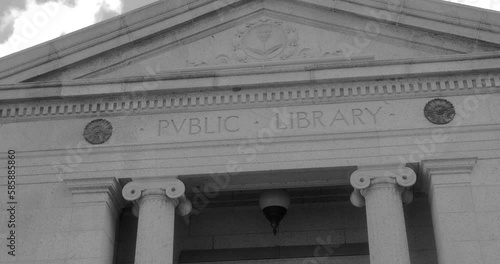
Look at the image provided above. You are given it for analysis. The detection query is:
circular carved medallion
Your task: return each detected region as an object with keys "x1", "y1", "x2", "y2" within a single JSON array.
[
  {"x1": 424, "y1": 98, "x2": 455, "y2": 125},
  {"x1": 83, "y1": 119, "x2": 113, "y2": 144}
]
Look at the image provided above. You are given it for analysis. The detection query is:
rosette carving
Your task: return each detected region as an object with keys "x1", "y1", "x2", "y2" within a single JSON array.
[
  {"x1": 83, "y1": 119, "x2": 112, "y2": 145},
  {"x1": 424, "y1": 98, "x2": 455, "y2": 125}
]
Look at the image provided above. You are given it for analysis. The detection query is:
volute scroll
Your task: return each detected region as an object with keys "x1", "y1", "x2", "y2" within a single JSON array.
[{"x1": 122, "y1": 179, "x2": 186, "y2": 201}]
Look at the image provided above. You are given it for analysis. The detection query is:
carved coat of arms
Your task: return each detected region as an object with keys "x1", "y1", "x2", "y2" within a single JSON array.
[
  {"x1": 232, "y1": 18, "x2": 297, "y2": 62},
  {"x1": 187, "y1": 17, "x2": 346, "y2": 67}
]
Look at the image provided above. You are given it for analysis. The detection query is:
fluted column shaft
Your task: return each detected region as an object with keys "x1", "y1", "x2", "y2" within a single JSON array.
[{"x1": 350, "y1": 166, "x2": 416, "y2": 264}]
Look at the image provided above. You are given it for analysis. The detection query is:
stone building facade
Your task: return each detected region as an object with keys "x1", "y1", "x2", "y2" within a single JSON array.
[{"x1": 1, "y1": 0, "x2": 500, "y2": 264}]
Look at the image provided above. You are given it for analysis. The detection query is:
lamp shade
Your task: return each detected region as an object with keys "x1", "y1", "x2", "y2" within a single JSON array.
[
  {"x1": 259, "y1": 189, "x2": 290, "y2": 235},
  {"x1": 259, "y1": 189, "x2": 290, "y2": 209}
]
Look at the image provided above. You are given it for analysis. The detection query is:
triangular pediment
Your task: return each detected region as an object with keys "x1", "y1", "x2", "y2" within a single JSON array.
[
  {"x1": 1, "y1": 0, "x2": 499, "y2": 84},
  {"x1": 82, "y1": 13, "x2": 486, "y2": 81}
]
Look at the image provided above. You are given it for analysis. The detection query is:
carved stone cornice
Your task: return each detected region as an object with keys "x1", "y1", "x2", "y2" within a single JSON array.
[
  {"x1": 0, "y1": 72, "x2": 498, "y2": 122},
  {"x1": 64, "y1": 177, "x2": 125, "y2": 217},
  {"x1": 350, "y1": 165, "x2": 417, "y2": 207},
  {"x1": 122, "y1": 178, "x2": 192, "y2": 216},
  {"x1": 420, "y1": 157, "x2": 477, "y2": 193}
]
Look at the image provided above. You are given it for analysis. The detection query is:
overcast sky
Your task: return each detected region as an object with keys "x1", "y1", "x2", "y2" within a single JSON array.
[{"x1": 0, "y1": 0, "x2": 498, "y2": 58}]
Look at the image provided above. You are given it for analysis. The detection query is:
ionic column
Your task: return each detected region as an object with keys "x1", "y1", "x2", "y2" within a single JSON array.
[
  {"x1": 122, "y1": 178, "x2": 192, "y2": 264},
  {"x1": 350, "y1": 165, "x2": 416, "y2": 264}
]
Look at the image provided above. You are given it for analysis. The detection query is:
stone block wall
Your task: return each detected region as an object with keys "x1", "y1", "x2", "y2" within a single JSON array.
[
  {"x1": 0, "y1": 179, "x2": 121, "y2": 264},
  {"x1": 0, "y1": 182, "x2": 73, "y2": 264},
  {"x1": 434, "y1": 158, "x2": 500, "y2": 264}
]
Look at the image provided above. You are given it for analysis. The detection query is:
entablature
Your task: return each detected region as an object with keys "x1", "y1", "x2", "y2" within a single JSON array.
[{"x1": 1, "y1": 54, "x2": 499, "y2": 122}]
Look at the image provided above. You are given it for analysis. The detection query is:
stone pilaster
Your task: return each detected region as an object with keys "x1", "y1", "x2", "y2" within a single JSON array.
[
  {"x1": 122, "y1": 178, "x2": 191, "y2": 264},
  {"x1": 421, "y1": 158, "x2": 479, "y2": 264},
  {"x1": 64, "y1": 177, "x2": 125, "y2": 264},
  {"x1": 350, "y1": 165, "x2": 416, "y2": 264}
]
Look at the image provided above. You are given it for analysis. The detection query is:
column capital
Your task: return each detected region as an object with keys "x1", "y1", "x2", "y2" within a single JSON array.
[
  {"x1": 349, "y1": 165, "x2": 417, "y2": 207},
  {"x1": 64, "y1": 177, "x2": 125, "y2": 217},
  {"x1": 122, "y1": 178, "x2": 192, "y2": 216},
  {"x1": 420, "y1": 157, "x2": 477, "y2": 193},
  {"x1": 122, "y1": 178, "x2": 185, "y2": 201},
  {"x1": 350, "y1": 165, "x2": 417, "y2": 189}
]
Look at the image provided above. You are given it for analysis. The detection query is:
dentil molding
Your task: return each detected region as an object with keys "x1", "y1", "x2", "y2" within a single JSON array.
[{"x1": 0, "y1": 72, "x2": 498, "y2": 122}]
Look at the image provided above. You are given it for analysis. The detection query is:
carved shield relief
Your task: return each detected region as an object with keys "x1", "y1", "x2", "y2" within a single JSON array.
[{"x1": 233, "y1": 18, "x2": 297, "y2": 62}]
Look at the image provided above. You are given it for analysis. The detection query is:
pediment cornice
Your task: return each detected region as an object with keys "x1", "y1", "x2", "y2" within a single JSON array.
[{"x1": 0, "y1": 0, "x2": 499, "y2": 84}]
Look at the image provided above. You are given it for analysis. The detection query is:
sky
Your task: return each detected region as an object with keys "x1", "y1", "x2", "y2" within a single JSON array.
[
  {"x1": 0, "y1": 0, "x2": 498, "y2": 59},
  {"x1": 0, "y1": 0, "x2": 157, "y2": 58}
]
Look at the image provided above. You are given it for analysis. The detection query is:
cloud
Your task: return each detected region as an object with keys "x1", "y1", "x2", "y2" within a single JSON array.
[
  {"x1": 0, "y1": 1, "x2": 27, "y2": 14},
  {"x1": 95, "y1": 0, "x2": 121, "y2": 22},
  {"x1": 0, "y1": 18, "x2": 15, "y2": 43},
  {"x1": 0, "y1": 0, "x2": 123, "y2": 58},
  {"x1": 0, "y1": 1, "x2": 28, "y2": 44},
  {"x1": 0, "y1": 1, "x2": 80, "y2": 43},
  {"x1": 41, "y1": 0, "x2": 77, "y2": 8}
]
